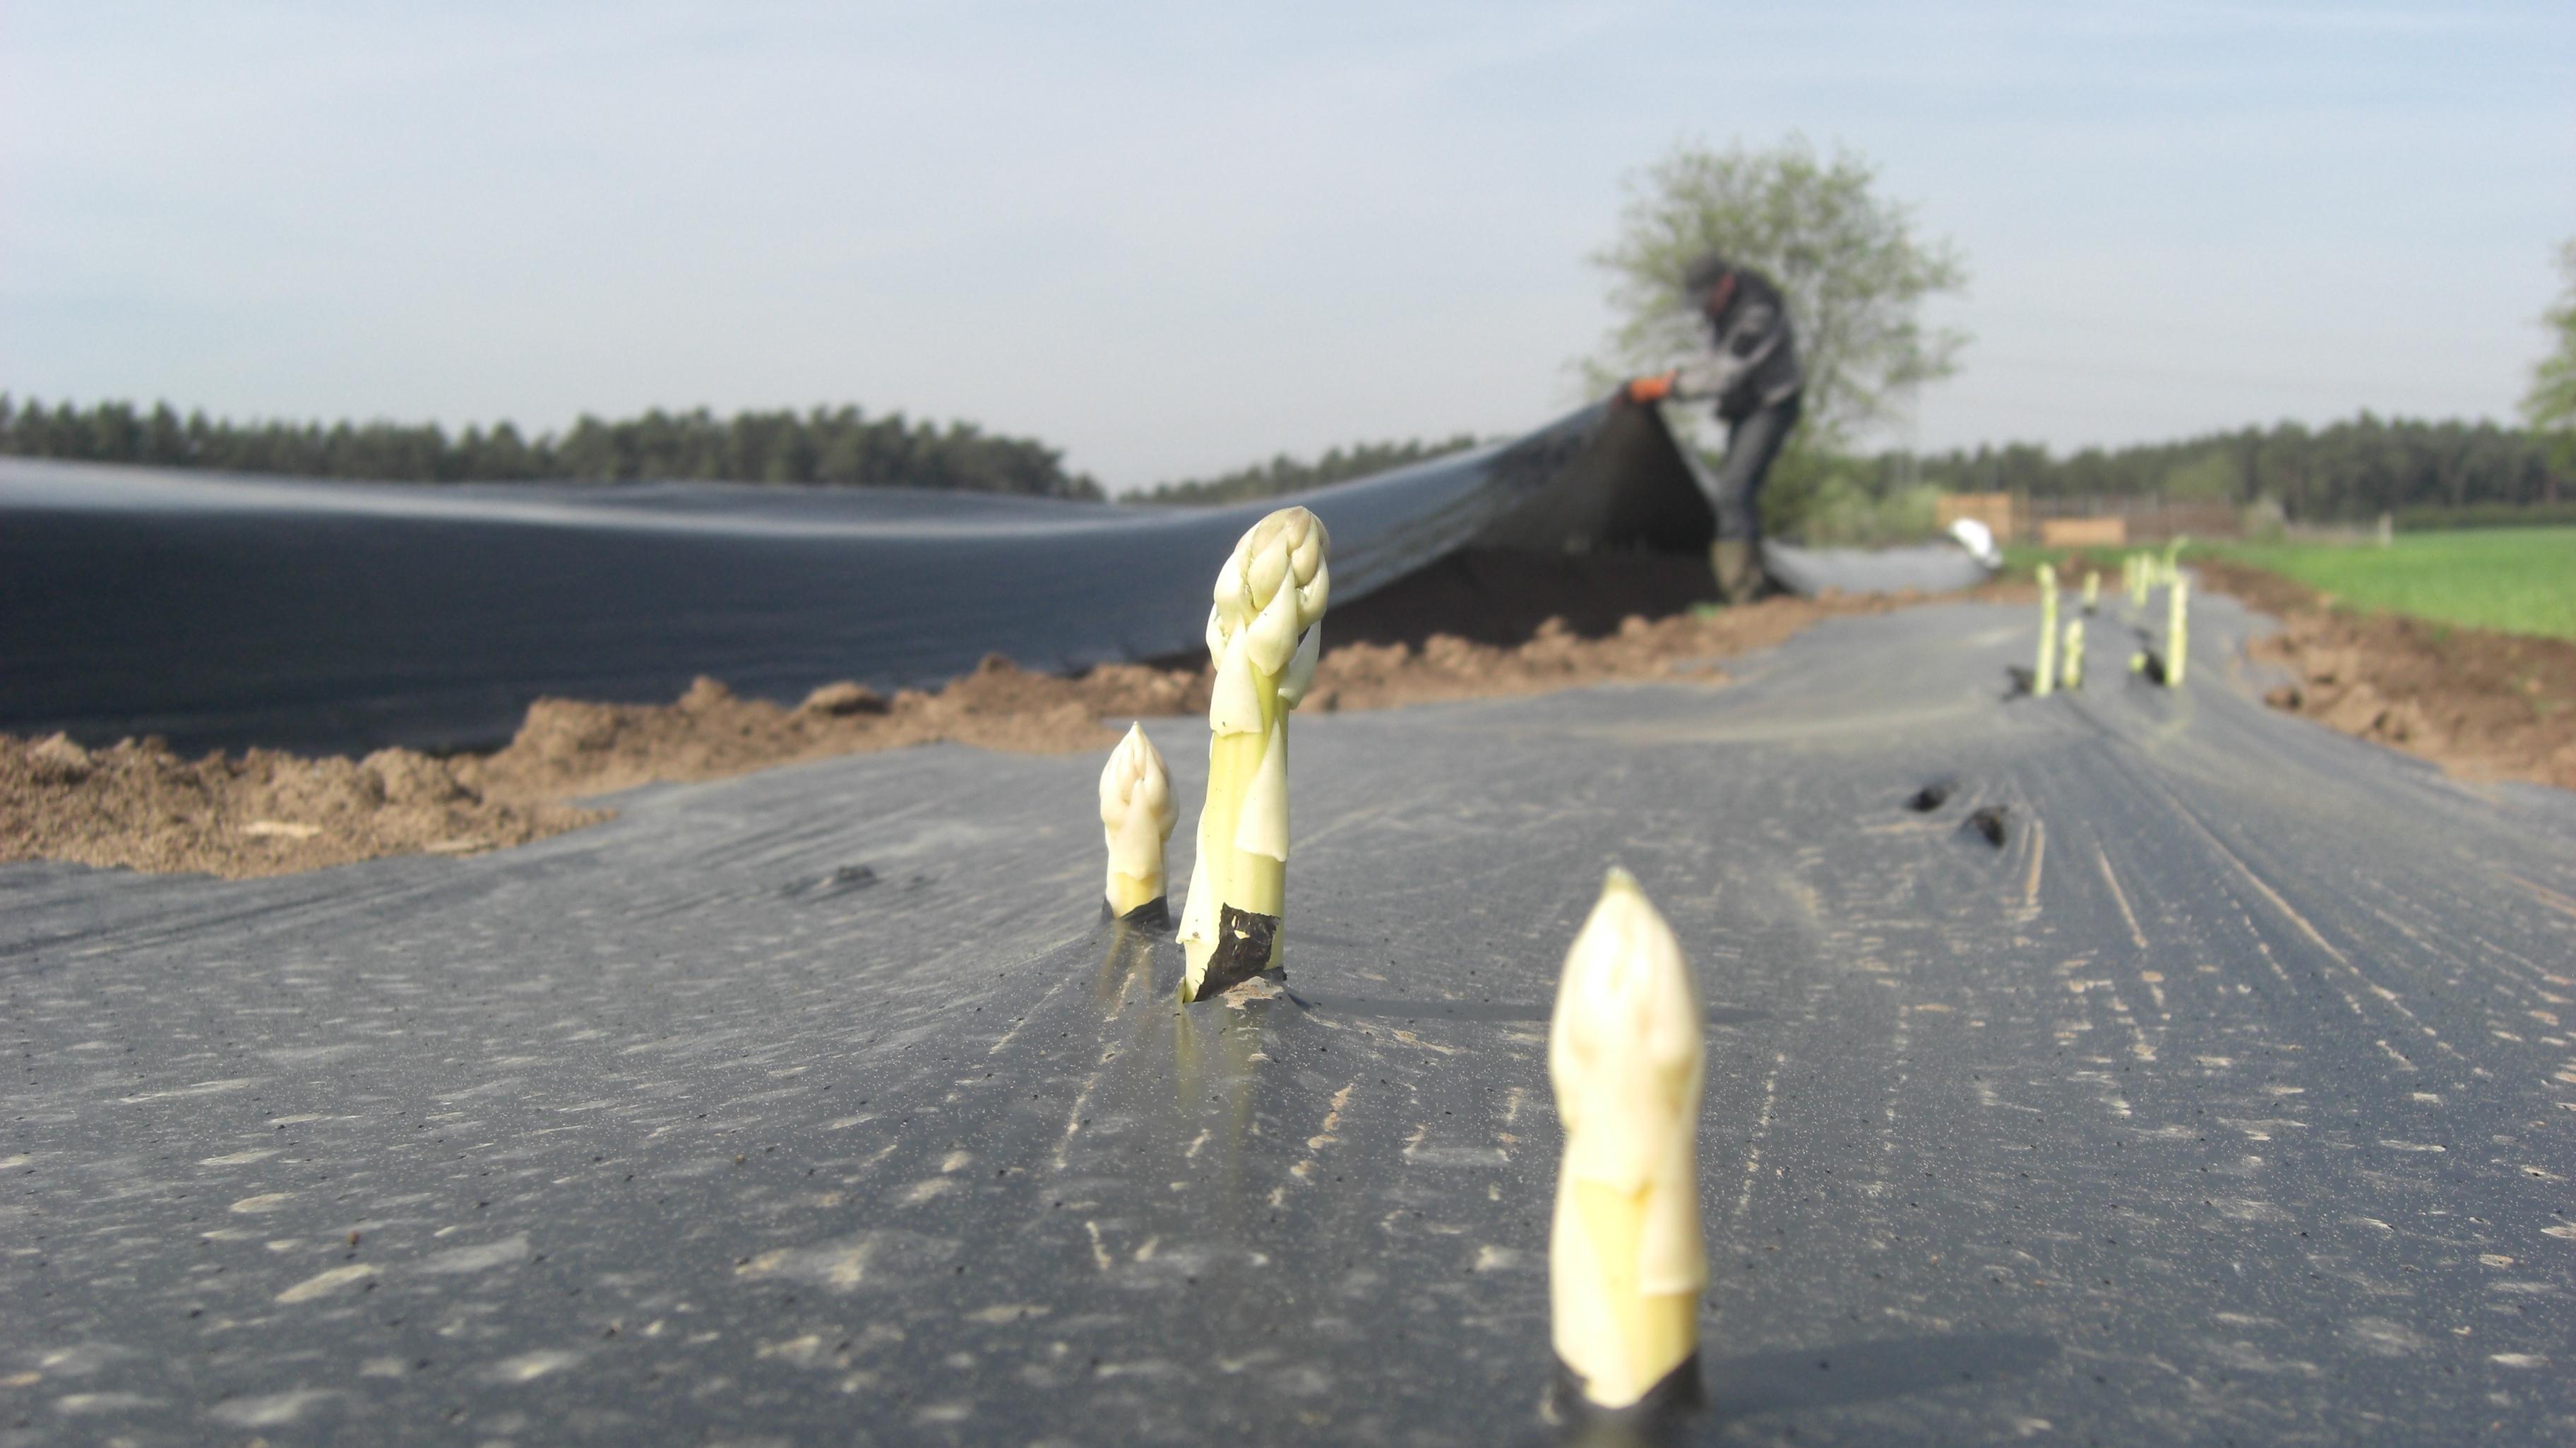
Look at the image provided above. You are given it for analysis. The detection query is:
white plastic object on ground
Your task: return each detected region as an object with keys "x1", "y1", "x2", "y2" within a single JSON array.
[{"x1": 1946, "y1": 517, "x2": 2003, "y2": 569}]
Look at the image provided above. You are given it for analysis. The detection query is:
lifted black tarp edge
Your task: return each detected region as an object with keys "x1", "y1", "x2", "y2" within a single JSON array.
[{"x1": 0, "y1": 402, "x2": 1714, "y2": 757}]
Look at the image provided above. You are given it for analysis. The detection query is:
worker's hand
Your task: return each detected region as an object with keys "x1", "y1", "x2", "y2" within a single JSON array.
[{"x1": 1620, "y1": 372, "x2": 1676, "y2": 405}]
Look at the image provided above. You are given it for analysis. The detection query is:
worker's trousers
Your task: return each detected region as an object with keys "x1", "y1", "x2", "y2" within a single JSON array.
[{"x1": 1701, "y1": 394, "x2": 1801, "y2": 543}]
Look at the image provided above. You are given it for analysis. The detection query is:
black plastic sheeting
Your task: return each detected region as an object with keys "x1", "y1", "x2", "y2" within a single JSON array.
[
  {"x1": 0, "y1": 400, "x2": 1722, "y2": 758},
  {"x1": 7, "y1": 588, "x2": 2572, "y2": 1444}
]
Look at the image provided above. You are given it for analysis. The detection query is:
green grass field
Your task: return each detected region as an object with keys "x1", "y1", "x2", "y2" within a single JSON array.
[
  {"x1": 1996, "y1": 528, "x2": 2575, "y2": 641},
  {"x1": 2205, "y1": 528, "x2": 2576, "y2": 642}
]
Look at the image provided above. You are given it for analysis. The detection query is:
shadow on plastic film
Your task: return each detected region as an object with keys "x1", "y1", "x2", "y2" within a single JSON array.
[
  {"x1": 1537, "y1": 1332, "x2": 2059, "y2": 1447},
  {"x1": 1069, "y1": 914, "x2": 1286, "y2": 1236},
  {"x1": 1168, "y1": 996, "x2": 1271, "y2": 1226},
  {"x1": 1093, "y1": 913, "x2": 1167, "y2": 1011},
  {"x1": 1291, "y1": 992, "x2": 1770, "y2": 1029},
  {"x1": 1700, "y1": 1331, "x2": 2058, "y2": 1423}
]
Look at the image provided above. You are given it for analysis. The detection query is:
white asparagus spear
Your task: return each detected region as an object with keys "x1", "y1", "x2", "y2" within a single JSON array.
[
  {"x1": 2167, "y1": 575, "x2": 2190, "y2": 688},
  {"x1": 1550, "y1": 868, "x2": 1706, "y2": 1409},
  {"x1": 1178, "y1": 506, "x2": 1330, "y2": 1000},
  {"x1": 1099, "y1": 722, "x2": 1178, "y2": 918},
  {"x1": 2034, "y1": 563, "x2": 2059, "y2": 697}
]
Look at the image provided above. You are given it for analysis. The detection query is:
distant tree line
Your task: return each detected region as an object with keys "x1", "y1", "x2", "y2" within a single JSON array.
[
  {"x1": 0, "y1": 394, "x2": 1104, "y2": 499},
  {"x1": 12, "y1": 391, "x2": 2566, "y2": 525},
  {"x1": 1876, "y1": 413, "x2": 2567, "y2": 521},
  {"x1": 1135, "y1": 435, "x2": 1483, "y2": 505}
]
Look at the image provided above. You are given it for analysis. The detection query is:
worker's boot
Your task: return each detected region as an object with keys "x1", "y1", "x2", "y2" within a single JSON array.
[{"x1": 1710, "y1": 538, "x2": 1763, "y2": 604}]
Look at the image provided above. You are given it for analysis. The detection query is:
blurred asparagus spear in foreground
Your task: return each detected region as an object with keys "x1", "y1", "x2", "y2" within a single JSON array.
[
  {"x1": 1099, "y1": 722, "x2": 1178, "y2": 921},
  {"x1": 1551, "y1": 868, "x2": 1706, "y2": 1413},
  {"x1": 1178, "y1": 506, "x2": 1329, "y2": 1000},
  {"x1": 2033, "y1": 563, "x2": 2058, "y2": 698},
  {"x1": 2166, "y1": 574, "x2": 2190, "y2": 688}
]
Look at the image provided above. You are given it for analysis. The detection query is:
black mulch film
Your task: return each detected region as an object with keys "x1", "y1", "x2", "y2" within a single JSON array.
[{"x1": 8, "y1": 592, "x2": 2574, "y2": 1444}]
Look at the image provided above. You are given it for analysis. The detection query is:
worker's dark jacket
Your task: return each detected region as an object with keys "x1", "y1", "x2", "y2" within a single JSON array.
[{"x1": 1672, "y1": 270, "x2": 1804, "y2": 423}]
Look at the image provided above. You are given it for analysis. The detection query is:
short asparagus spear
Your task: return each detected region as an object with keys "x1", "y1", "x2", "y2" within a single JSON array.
[
  {"x1": 2062, "y1": 616, "x2": 2086, "y2": 689},
  {"x1": 1099, "y1": 722, "x2": 1178, "y2": 920},
  {"x1": 1177, "y1": 507, "x2": 1330, "y2": 1000},
  {"x1": 2082, "y1": 569, "x2": 2100, "y2": 614},
  {"x1": 1550, "y1": 868, "x2": 1707, "y2": 1411}
]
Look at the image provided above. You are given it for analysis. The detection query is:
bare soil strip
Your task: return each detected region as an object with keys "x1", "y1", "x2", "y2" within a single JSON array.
[
  {"x1": 1, "y1": 592, "x2": 1911, "y2": 878},
  {"x1": 32, "y1": 559, "x2": 2552, "y2": 882},
  {"x1": 2198, "y1": 557, "x2": 2576, "y2": 792}
]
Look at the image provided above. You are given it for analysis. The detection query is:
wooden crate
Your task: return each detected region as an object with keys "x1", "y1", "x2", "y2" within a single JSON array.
[
  {"x1": 2039, "y1": 516, "x2": 2128, "y2": 548},
  {"x1": 1938, "y1": 492, "x2": 2018, "y2": 543}
]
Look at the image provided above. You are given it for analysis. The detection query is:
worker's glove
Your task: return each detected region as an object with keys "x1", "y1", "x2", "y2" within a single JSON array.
[{"x1": 1620, "y1": 373, "x2": 1676, "y2": 405}]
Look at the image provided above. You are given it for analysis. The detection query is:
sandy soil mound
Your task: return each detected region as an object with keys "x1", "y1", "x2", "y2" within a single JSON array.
[
  {"x1": 2200, "y1": 558, "x2": 2576, "y2": 791},
  {"x1": 1, "y1": 592, "x2": 1902, "y2": 879},
  {"x1": 0, "y1": 735, "x2": 609, "y2": 878}
]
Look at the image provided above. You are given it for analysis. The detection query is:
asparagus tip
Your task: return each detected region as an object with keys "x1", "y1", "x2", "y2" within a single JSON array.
[{"x1": 1549, "y1": 867, "x2": 1706, "y2": 1411}]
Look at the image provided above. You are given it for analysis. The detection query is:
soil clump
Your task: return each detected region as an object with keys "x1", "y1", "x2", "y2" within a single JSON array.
[
  {"x1": 3, "y1": 592, "x2": 1900, "y2": 879},
  {"x1": 2200, "y1": 557, "x2": 2576, "y2": 791}
]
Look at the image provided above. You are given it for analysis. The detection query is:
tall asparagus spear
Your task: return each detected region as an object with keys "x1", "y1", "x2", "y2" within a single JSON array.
[
  {"x1": 1550, "y1": 868, "x2": 1707, "y2": 1411},
  {"x1": 1099, "y1": 722, "x2": 1178, "y2": 920},
  {"x1": 1177, "y1": 507, "x2": 1329, "y2": 1000},
  {"x1": 2034, "y1": 563, "x2": 2059, "y2": 697},
  {"x1": 2166, "y1": 574, "x2": 2190, "y2": 688},
  {"x1": 2062, "y1": 616, "x2": 2086, "y2": 689}
]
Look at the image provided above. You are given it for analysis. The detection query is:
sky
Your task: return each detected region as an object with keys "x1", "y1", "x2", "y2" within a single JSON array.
[{"x1": 4, "y1": 1, "x2": 2571, "y2": 492}]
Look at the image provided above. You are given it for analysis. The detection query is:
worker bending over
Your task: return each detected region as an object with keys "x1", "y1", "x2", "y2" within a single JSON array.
[{"x1": 1620, "y1": 252, "x2": 1805, "y2": 604}]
